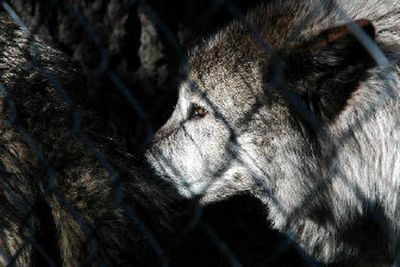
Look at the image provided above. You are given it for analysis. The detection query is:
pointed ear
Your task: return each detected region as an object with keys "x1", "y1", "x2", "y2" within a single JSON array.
[{"x1": 282, "y1": 19, "x2": 377, "y2": 123}]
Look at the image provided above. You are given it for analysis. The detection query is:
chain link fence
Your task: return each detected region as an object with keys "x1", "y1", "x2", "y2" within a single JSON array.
[{"x1": 0, "y1": 0, "x2": 399, "y2": 266}]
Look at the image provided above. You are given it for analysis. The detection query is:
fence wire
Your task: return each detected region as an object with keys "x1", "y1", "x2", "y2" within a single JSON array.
[{"x1": 0, "y1": 0, "x2": 399, "y2": 266}]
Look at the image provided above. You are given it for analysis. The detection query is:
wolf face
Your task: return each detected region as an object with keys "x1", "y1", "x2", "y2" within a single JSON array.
[
  {"x1": 146, "y1": 0, "x2": 400, "y2": 264},
  {"x1": 146, "y1": 53, "x2": 266, "y2": 199}
]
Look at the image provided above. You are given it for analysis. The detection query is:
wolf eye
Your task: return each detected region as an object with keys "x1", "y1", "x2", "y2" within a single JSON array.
[{"x1": 189, "y1": 105, "x2": 208, "y2": 119}]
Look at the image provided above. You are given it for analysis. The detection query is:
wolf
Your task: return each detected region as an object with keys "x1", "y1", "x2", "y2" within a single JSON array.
[
  {"x1": 0, "y1": 12, "x2": 173, "y2": 267},
  {"x1": 145, "y1": 0, "x2": 400, "y2": 265}
]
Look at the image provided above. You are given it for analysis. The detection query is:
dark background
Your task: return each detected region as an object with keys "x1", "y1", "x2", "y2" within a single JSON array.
[{"x1": 6, "y1": 1, "x2": 310, "y2": 266}]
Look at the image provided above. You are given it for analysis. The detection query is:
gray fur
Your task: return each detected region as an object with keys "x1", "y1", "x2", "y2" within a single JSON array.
[
  {"x1": 146, "y1": 0, "x2": 400, "y2": 265},
  {"x1": 0, "y1": 13, "x2": 171, "y2": 267}
]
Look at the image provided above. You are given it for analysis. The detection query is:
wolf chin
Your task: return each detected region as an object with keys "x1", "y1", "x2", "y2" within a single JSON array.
[{"x1": 146, "y1": 0, "x2": 400, "y2": 265}]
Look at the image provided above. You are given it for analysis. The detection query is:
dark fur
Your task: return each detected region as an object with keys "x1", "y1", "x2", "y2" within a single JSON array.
[{"x1": 0, "y1": 13, "x2": 172, "y2": 267}]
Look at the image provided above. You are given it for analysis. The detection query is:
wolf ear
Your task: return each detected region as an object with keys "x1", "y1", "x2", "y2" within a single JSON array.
[{"x1": 282, "y1": 19, "x2": 377, "y2": 123}]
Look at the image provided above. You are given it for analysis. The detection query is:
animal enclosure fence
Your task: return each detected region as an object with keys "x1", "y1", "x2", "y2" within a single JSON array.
[{"x1": 0, "y1": 0, "x2": 398, "y2": 266}]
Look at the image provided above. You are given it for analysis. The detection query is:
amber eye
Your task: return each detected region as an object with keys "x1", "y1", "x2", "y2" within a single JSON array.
[{"x1": 190, "y1": 105, "x2": 208, "y2": 119}]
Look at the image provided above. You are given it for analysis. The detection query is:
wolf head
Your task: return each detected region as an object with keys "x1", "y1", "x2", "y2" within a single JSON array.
[{"x1": 145, "y1": 0, "x2": 396, "y2": 204}]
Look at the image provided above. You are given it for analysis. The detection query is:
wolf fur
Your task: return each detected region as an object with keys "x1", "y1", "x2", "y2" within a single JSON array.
[
  {"x1": 146, "y1": 0, "x2": 400, "y2": 265},
  {"x1": 0, "y1": 12, "x2": 172, "y2": 267}
]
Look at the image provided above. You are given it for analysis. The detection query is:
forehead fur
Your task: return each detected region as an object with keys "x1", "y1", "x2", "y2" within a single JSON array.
[{"x1": 187, "y1": 0, "x2": 332, "y2": 78}]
